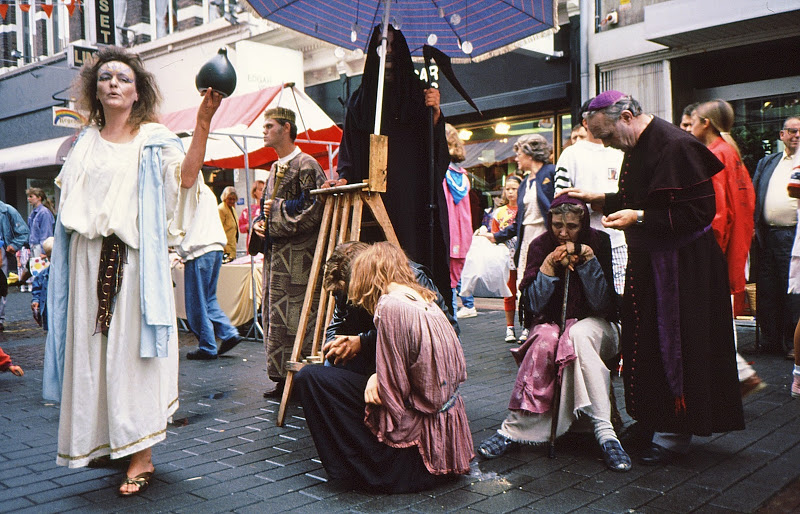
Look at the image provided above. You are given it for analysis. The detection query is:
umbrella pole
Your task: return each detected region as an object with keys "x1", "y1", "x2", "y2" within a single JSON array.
[
  {"x1": 426, "y1": 98, "x2": 435, "y2": 281},
  {"x1": 373, "y1": 0, "x2": 391, "y2": 135}
]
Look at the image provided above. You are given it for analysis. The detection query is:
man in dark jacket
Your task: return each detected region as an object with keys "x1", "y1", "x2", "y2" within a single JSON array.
[
  {"x1": 752, "y1": 117, "x2": 800, "y2": 356},
  {"x1": 567, "y1": 90, "x2": 744, "y2": 465}
]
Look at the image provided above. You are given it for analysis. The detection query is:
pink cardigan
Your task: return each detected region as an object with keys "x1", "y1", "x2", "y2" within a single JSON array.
[{"x1": 443, "y1": 165, "x2": 473, "y2": 259}]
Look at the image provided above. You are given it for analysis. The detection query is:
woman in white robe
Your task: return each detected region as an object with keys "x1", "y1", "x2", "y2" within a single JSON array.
[{"x1": 43, "y1": 47, "x2": 222, "y2": 496}]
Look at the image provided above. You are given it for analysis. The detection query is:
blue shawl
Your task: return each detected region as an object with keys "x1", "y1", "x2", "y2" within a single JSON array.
[{"x1": 43, "y1": 127, "x2": 184, "y2": 402}]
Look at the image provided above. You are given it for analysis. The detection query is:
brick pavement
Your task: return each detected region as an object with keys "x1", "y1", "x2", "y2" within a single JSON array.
[{"x1": 1, "y1": 290, "x2": 799, "y2": 513}]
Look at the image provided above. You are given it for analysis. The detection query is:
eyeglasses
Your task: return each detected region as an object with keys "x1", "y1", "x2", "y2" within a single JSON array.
[{"x1": 782, "y1": 127, "x2": 800, "y2": 135}]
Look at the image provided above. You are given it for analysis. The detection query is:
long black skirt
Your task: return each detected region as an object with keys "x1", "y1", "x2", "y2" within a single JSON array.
[{"x1": 295, "y1": 365, "x2": 451, "y2": 493}]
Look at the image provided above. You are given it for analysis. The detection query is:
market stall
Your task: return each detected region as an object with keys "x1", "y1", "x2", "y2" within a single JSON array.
[{"x1": 172, "y1": 254, "x2": 263, "y2": 327}]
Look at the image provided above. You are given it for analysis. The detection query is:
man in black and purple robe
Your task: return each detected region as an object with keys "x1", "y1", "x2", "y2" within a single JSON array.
[{"x1": 565, "y1": 90, "x2": 744, "y2": 464}]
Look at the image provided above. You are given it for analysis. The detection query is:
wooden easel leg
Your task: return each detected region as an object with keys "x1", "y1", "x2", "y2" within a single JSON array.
[
  {"x1": 362, "y1": 192, "x2": 399, "y2": 247},
  {"x1": 276, "y1": 188, "x2": 398, "y2": 427},
  {"x1": 276, "y1": 197, "x2": 335, "y2": 426}
]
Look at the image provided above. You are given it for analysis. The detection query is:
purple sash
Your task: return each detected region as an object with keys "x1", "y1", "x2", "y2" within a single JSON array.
[{"x1": 634, "y1": 225, "x2": 710, "y2": 410}]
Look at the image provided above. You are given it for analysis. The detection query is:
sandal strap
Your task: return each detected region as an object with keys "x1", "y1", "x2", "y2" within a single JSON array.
[{"x1": 122, "y1": 471, "x2": 153, "y2": 488}]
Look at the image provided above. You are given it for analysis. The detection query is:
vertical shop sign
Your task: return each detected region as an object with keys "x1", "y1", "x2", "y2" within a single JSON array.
[{"x1": 96, "y1": 0, "x2": 116, "y2": 45}]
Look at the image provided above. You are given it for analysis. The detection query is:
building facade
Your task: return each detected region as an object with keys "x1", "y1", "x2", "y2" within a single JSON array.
[{"x1": 588, "y1": 0, "x2": 800, "y2": 172}]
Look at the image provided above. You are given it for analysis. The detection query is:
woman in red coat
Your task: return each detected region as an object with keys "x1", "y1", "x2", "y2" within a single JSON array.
[
  {"x1": 690, "y1": 99, "x2": 763, "y2": 396},
  {"x1": 689, "y1": 99, "x2": 755, "y2": 316}
]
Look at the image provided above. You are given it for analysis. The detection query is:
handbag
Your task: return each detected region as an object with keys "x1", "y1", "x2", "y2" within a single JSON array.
[
  {"x1": 247, "y1": 219, "x2": 264, "y2": 256},
  {"x1": 460, "y1": 235, "x2": 512, "y2": 298}
]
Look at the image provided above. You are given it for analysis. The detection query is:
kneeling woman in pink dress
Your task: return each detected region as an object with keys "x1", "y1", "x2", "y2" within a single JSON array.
[{"x1": 295, "y1": 242, "x2": 474, "y2": 493}]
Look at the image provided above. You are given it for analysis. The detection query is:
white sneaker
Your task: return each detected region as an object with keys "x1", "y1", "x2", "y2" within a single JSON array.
[
  {"x1": 457, "y1": 306, "x2": 477, "y2": 319},
  {"x1": 518, "y1": 328, "x2": 529, "y2": 343},
  {"x1": 505, "y1": 326, "x2": 516, "y2": 343}
]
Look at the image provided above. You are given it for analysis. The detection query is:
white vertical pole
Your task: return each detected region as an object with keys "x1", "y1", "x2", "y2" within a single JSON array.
[{"x1": 373, "y1": 0, "x2": 391, "y2": 135}]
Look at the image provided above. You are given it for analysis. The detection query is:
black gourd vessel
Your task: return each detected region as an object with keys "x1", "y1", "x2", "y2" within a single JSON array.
[{"x1": 195, "y1": 47, "x2": 237, "y2": 98}]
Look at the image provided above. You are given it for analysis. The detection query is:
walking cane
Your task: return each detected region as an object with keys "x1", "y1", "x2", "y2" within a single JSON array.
[{"x1": 548, "y1": 265, "x2": 571, "y2": 459}]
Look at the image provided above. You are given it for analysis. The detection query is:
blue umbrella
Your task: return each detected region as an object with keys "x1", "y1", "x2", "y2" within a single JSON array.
[
  {"x1": 245, "y1": 0, "x2": 558, "y2": 131},
  {"x1": 244, "y1": 0, "x2": 558, "y2": 64}
]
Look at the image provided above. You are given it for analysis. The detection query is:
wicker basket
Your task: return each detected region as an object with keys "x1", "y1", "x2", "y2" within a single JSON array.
[{"x1": 745, "y1": 283, "x2": 757, "y2": 316}]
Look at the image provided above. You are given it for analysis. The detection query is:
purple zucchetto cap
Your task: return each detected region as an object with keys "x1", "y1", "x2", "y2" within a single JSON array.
[{"x1": 587, "y1": 90, "x2": 627, "y2": 110}]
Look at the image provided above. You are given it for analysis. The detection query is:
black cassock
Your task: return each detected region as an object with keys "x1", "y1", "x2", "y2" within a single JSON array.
[
  {"x1": 337, "y1": 25, "x2": 452, "y2": 312},
  {"x1": 605, "y1": 116, "x2": 744, "y2": 435}
]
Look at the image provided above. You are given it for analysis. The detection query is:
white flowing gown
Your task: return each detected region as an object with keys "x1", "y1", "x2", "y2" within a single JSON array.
[{"x1": 55, "y1": 124, "x2": 196, "y2": 468}]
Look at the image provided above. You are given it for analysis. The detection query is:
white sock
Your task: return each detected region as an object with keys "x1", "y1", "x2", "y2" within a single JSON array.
[{"x1": 593, "y1": 419, "x2": 618, "y2": 446}]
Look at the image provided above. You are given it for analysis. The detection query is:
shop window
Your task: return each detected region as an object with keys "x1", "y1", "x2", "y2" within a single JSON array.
[
  {"x1": 729, "y1": 92, "x2": 800, "y2": 174},
  {"x1": 454, "y1": 112, "x2": 568, "y2": 210},
  {"x1": 1, "y1": 1, "x2": 66, "y2": 67}
]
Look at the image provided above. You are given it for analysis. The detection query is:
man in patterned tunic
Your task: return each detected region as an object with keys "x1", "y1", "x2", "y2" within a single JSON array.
[{"x1": 252, "y1": 107, "x2": 327, "y2": 397}]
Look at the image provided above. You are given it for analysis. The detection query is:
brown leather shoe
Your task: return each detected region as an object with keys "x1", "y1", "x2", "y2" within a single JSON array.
[{"x1": 263, "y1": 379, "x2": 285, "y2": 399}]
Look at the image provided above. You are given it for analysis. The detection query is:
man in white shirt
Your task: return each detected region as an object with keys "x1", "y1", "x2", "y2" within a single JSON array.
[
  {"x1": 753, "y1": 117, "x2": 800, "y2": 356},
  {"x1": 554, "y1": 101, "x2": 627, "y2": 295},
  {"x1": 179, "y1": 182, "x2": 242, "y2": 360}
]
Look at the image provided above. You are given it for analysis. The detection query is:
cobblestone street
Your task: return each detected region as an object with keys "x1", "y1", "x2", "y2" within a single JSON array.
[{"x1": 1, "y1": 291, "x2": 799, "y2": 513}]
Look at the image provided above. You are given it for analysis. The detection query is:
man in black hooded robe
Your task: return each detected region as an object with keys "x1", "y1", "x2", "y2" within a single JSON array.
[{"x1": 335, "y1": 25, "x2": 453, "y2": 312}]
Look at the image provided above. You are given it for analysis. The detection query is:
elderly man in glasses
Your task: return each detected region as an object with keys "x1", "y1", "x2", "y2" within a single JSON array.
[{"x1": 752, "y1": 117, "x2": 800, "y2": 359}]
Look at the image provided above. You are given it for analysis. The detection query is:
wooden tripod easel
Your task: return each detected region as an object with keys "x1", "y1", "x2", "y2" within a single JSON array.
[{"x1": 276, "y1": 136, "x2": 396, "y2": 426}]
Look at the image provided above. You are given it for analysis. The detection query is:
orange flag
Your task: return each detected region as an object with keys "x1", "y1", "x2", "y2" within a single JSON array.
[
  {"x1": 0, "y1": 5, "x2": 8, "y2": 20},
  {"x1": 42, "y1": 4, "x2": 54, "y2": 17},
  {"x1": 67, "y1": 0, "x2": 76, "y2": 16},
  {"x1": 20, "y1": 2, "x2": 31, "y2": 13}
]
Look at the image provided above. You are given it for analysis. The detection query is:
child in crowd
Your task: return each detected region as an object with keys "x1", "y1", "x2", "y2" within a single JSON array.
[
  {"x1": 491, "y1": 175, "x2": 522, "y2": 342},
  {"x1": 31, "y1": 237, "x2": 53, "y2": 330},
  {"x1": 0, "y1": 346, "x2": 23, "y2": 376}
]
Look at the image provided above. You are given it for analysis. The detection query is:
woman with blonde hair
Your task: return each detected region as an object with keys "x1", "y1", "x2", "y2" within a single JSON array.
[
  {"x1": 690, "y1": 100, "x2": 754, "y2": 316},
  {"x1": 690, "y1": 99, "x2": 762, "y2": 395},
  {"x1": 295, "y1": 241, "x2": 473, "y2": 492}
]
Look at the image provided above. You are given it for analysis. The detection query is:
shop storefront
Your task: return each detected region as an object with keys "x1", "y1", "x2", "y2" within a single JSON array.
[
  {"x1": 454, "y1": 111, "x2": 571, "y2": 205},
  {"x1": 670, "y1": 36, "x2": 800, "y2": 175}
]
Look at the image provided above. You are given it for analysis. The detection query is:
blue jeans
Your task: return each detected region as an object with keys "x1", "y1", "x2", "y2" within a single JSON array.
[
  {"x1": 452, "y1": 278, "x2": 474, "y2": 315},
  {"x1": 184, "y1": 250, "x2": 239, "y2": 355}
]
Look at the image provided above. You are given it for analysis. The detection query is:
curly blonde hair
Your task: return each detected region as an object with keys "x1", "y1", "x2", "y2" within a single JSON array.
[{"x1": 348, "y1": 242, "x2": 435, "y2": 314}]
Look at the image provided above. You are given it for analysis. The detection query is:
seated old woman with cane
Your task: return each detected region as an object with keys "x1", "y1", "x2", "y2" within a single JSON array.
[{"x1": 478, "y1": 194, "x2": 631, "y2": 472}]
